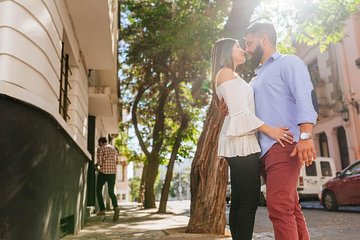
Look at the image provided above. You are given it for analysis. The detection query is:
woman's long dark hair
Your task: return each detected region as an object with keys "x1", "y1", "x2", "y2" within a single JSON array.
[{"x1": 211, "y1": 38, "x2": 238, "y2": 100}]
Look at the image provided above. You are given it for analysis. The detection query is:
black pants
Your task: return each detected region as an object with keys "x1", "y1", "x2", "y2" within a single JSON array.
[
  {"x1": 96, "y1": 172, "x2": 118, "y2": 211},
  {"x1": 225, "y1": 153, "x2": 260, "y2": 240}
]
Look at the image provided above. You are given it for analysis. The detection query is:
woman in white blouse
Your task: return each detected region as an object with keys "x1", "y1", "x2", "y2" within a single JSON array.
[{"x1": 212, "y1": 38, "x2": 294, "y2": 240}]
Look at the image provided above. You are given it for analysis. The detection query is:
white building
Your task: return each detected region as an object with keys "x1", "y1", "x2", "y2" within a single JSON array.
[{"x1": 0, "y1": 0, "x2": 119, "y2": 238}]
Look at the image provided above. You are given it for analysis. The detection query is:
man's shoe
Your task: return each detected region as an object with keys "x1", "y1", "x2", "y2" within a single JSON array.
[
  {"x1": 113, "y1": 207, "x2": 120, "y2": 221},
  {"x1": 96, "y1": 210, "x2": 105, "y2": 216}
]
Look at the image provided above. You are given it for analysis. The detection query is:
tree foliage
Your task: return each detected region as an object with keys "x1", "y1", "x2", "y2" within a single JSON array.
[
  {"x1": 128, "y1": 177, "x2": 141, "y2": 202},
  {"x1": 120, "y1": 0, "x2": 231, "y2": 208},
  {"x1": 252, "y1": 0, "x2": 360, "y2": 52},
  {"x1": 294, "y1": 0, "x2": 360, "y2": 51},
  {"x1": 119, "y1": 0, "x2": 360, "y2": 231}
]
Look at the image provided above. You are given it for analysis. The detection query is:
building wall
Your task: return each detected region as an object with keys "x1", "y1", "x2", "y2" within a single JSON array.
[
  {"x1": 335, "y1": 14, "x2": 360, "y2": 161},
  {"x1": 0, "y1": 0, "x2": 91, "y2": 154},
  {"x1": 0, "y1": 95, "x2": 88, "y2": 239},
  {"x1": 297, "y1": 13, "x2": 360, "y2": 171},
  {"x1": 312, "y1": 118, "x2": 350, "y2": 171},
  {"x1": 0, "y1": 0, "x2": 60, "y2": 107},
  {"x1": 0, "y1": 0, "x2": 119, "y2": 169},
  {"x1": 116, "y1": 158, "x2": 129, "y2": 202},
  {"x1": 0, "y1": 0, "x2": 119, "y2": 238},
  {"x1": 68, "y1": 67, "x2": 89, "y2": 150}
]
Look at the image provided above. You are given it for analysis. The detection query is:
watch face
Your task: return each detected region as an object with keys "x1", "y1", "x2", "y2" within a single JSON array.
[{"x1": 300, "y1": 133, "x2": 308, "y2": 140}]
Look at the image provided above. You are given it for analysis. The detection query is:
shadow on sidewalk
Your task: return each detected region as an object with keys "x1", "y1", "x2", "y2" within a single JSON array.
[{"x1": 63, "y1": 205, "x2": 232, "y2": 240}]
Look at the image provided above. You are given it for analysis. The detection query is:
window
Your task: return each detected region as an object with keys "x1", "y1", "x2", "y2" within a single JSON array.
[
  {"x1": 337, "y1": 127, "x2": 350, "y2": 169},
  {"x1": 319, "y1": 132, "x2": 330, "y2": 157},
  {"x1": 305, "y1": 163, "x2": 317, "y2": 176},
  {"x1": 320, "y1": 162, "x2": 332, "y2": 176},
  {"x1": 345, "y1": 162, "x2": 360, "y2": 176},
  {"x1": 59, "y1": 42, "x2": 71, "y2": 121}
]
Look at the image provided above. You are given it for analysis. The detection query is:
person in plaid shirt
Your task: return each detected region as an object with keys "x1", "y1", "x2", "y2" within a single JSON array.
[{"x1": 96, "y1": 137, "x2": 120, "y2": 221}]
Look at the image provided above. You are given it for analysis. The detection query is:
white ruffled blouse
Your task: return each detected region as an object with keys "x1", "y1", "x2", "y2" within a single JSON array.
[{"x1": 216, "y1": 77, "x2": 264, "y2": 157}]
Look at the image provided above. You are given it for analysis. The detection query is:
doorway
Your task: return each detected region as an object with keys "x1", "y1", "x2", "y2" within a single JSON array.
[
  {"x1": 337, "y1": 126, "x2": 350, "y2": 169},
  {"x1": 319, "y1": 132, "x2": 330, "y2": 157}
]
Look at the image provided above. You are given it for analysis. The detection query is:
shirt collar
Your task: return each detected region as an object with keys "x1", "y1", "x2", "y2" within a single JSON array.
[{"x1": 254, "y1": 52, "x2": 281, "y2": 75}]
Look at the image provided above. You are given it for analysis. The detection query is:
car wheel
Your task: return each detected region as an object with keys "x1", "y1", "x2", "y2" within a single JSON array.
[
  {"x1": 323, "y1": 191, "x2": 338, "y2": 211},
  {"x1": 259, "y1": 192, "x2": 266, "y2": 206}
]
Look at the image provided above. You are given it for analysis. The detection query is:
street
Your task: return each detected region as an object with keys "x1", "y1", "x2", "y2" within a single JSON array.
[
  {"x1": 168, "y1": 200, "x2": 360, "y2": 240},
  {"x1": 252, "y1": 205, "x2": 360, "y2": 240}
]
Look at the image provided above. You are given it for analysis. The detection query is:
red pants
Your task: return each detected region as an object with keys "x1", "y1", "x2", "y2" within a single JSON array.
[{"x1": 261, "y1": 143, "x2": 310, "y2": 240}]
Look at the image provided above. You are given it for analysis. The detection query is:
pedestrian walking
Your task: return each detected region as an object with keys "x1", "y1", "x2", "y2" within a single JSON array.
[{"x1": 96, "y1": 137, "x2": 120, "y2": 222}]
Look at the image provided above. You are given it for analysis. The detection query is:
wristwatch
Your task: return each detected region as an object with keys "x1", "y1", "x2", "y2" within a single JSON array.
[{"x1": 300, "y1": 132, "x2": 312, "y2": 141}]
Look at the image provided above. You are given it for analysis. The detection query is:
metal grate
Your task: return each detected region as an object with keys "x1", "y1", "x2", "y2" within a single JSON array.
[
  {"x1": 59, "y1": 215, "x2": 75, "y2": 238},
  {"x1": 59, "y1": 42, "x2": 72, "y2": 121}
]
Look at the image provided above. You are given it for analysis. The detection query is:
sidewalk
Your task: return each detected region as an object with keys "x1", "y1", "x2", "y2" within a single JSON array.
[{"x1": 63, "y1": 202, "x2": 233, "y2": 240}]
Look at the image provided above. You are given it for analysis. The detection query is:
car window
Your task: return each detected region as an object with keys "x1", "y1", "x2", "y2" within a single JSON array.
[
  {"x1": 320, "y1": 161, "x2": 332, "y2": 176},
  {"x1": 344, "y1": 162, "x2": 360, "y2": 176},
  {"x1": 305, "y1": 163, "x2": 317, "y2": 176}
]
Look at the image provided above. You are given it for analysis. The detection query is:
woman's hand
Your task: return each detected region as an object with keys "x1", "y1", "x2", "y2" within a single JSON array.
[
  {"x1": 268, "y1": 127, "x2": 294, "y2": 147},
  {"x1": 218, "y1": 99, "x2": 229, "y2": 117},
  {"x1": 258, "y1": 124, "x2": 294, "y2": 147}
]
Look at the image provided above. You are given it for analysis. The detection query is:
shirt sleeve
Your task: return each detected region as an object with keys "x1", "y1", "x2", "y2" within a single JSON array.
[
  {"x1": 219, "y1": 80, "x2": 264, "y2": 136},
  {"x1": 281, "y1": 55, "x2": 318, "y2": 125},
  {"x1": 97, "y1": 147, "x2": 103, "y2": 166}
]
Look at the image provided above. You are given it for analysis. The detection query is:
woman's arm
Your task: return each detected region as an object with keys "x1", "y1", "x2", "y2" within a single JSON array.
[
  {"x1": 258, "y1": 124, "x2": 294, "y2": 147},
  {"x1": 218, "y1": 84, "x2": 294, "y2": 147}
]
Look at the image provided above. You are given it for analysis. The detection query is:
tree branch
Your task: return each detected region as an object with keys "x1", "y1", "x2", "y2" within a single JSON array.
[
  {"x1": 151, "y1": 73, "x2": 182, "y2": 156},
  {"x1": 132, "y1": 84, "x2": 151, "y2": 158},
  {"x1": 222, "y1": 0, "x2": 260, "y2": 39}
]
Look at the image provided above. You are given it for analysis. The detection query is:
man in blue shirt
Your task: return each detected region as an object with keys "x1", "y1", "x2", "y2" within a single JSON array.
[{"x1": 244, "y1": 23, "x2": 317, "y2": 240}]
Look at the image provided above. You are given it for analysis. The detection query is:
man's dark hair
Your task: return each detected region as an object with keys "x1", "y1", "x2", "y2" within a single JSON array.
[
  {"x1": 245, "y1": 22, "x2": 277, "y2": 46},
  {"x1": 98, "y1": 137, "x2": 107, "y2": 145}
]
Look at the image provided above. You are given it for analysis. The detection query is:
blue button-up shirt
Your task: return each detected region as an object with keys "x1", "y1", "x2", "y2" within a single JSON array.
[{"x1": 250, "y1": 52, "x2": 318, "y2": 157}]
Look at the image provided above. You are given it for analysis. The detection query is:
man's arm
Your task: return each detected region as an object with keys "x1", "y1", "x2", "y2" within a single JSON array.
[
  {"x1": 283, "y1": 56, "x2": 318, "y2": 166},
  {"x1": 291, "y1": 123, "x2": 316, "y2": 166}
]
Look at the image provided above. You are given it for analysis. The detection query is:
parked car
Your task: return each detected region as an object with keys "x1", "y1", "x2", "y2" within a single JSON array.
[
  {"x1": 297, "y1": 157, "x2": 336, "y2": 199},
  {"x1": 260, "y1": 157, "x2": 336, "y2": 206},
  {"x1": 319, "y1": 160, "x2": 360, "y2": 211}
]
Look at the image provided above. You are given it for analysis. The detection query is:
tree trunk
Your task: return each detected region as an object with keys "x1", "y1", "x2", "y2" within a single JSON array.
[
  {"x1": 132, "y1": 79, "x2": 178, "y2": 209},
  {"x1": 186, "y1": 0, "x2": 259, "y2": 234},
  {"x1": 186, "y1": 98, "x2": 228, "y2": 234},
  {"x1": 144, "y1": 156, "x2": 159, "y2": 208},
  {"x1": 158, "y1": 115, "x2": 189, "y2": 213},
  {"x1": 158, "y1": 159, "x2": 176, "y2": 213},
  {"x1": 138, "y1": 162, "x2": 147, "y2": 204}
]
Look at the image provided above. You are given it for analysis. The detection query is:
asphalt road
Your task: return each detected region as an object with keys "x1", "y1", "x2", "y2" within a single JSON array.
[
  {"x1": 167, "y1": 200, "x2": 360, "y2": 240},
  {"x1": 252, "y1": 201, "x2": 360, "y2": 240}
]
